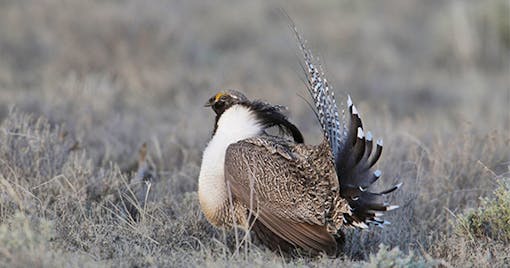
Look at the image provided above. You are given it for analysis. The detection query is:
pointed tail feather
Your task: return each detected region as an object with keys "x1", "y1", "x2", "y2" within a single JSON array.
[
  {"x1": 292, "y1": 25, "x2": 400, "y2": 229},
  {"x1": 335, "y1": 96, "x2": 400, "y2": 228}
]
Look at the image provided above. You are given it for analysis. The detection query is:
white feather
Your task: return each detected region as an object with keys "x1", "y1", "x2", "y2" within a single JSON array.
[
  {"x1": 366, "y1": 131, "x2": 372, "y2": 141},
  {"x1": 377, "y1": 138, "x2": 383, "y2": 146},
  {"x1": 386, "y1": 205, "x2": 400, "y2": 211},
  {"x1": 352, "y1": 105, "x2": 358, "y2": 115},
  {"x1": 353, "y1": 221, "x2": 368, "y2": 229},
  {"x1": 198, "y1": 105, "x2": 263, "y2": 221},
  {"x1": 357, "y1": 127, "x2": 364, "y2": 139}
]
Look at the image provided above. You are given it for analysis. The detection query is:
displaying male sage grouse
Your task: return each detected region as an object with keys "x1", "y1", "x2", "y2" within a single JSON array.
[{"x1": 198, "y1": 30, "x2": 400, "y2": 256}]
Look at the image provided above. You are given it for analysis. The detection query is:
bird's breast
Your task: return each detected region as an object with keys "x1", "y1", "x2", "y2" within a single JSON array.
[{"x1": 198, "y1": 105, "x2": 263, "y2": 225}]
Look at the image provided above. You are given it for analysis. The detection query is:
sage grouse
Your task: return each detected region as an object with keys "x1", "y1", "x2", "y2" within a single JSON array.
[{"x1": 198, "y1": 32, "x2": 400, "y2": 256}]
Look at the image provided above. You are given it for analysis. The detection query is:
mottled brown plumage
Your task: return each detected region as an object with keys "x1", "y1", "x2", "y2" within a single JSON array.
[{"x1": 225, "y1": 136, "x2": 345, "y2": 255}]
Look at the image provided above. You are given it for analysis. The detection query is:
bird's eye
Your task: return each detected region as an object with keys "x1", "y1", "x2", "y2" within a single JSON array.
[
  {"x1": 214, "y1": 100, "x2": 225, "y2": 108},
  {"x1": 211, "y1": 100, "x2": 226, "y2": 114}
]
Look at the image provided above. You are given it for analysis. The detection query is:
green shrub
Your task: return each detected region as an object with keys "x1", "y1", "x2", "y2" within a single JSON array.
[{"x1": 457, "y1": 178, "x2": 510, "y2": 243}]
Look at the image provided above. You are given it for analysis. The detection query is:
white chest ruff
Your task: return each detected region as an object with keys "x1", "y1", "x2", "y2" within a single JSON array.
[{"x1": 198, "y1": 105, "x2": 262, "y2": 223}]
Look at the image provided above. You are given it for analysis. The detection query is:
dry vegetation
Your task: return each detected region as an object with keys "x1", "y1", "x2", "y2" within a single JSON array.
[{"x1": 0, "y1": 0, "x2": 509, "y2": 267}]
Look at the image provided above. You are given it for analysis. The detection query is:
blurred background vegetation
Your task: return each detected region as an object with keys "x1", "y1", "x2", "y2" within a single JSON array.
[{"x1": 0, "y1": 0, "x2": 509, "y2": 266}]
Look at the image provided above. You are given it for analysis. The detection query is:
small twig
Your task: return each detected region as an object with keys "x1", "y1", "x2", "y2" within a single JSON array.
[{"x1": 142, "y1": 181, "x2": 152, "y2": 223}]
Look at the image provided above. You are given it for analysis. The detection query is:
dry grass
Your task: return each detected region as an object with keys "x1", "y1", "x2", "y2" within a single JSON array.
[{"x1": 0, "y1": 0, "x2": 509, "y2": 267}]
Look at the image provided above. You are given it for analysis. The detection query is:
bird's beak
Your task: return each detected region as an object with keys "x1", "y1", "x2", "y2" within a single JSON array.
[{"x1": 204, "y1": 100, "x2": 213, "y2": 107}]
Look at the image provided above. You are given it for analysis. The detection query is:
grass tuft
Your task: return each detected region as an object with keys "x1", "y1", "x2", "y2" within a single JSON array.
[{"x1": 361, "y1": 244, "x2": 441, "y2": 268}]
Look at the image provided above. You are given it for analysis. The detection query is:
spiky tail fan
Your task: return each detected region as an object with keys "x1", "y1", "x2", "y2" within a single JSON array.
[{"x1": 293, "y1": 26, "x2": 400, "y2": 229}]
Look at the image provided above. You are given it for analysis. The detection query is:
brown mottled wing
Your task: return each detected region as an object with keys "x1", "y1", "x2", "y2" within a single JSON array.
[{"x1": 224, "y1": 136, "x2": 338, "y2": 255}]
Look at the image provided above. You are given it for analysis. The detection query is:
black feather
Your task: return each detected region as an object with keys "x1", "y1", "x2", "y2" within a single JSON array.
[{"x1": 244, "y1": 101, "x2": 304, "y2": 143}]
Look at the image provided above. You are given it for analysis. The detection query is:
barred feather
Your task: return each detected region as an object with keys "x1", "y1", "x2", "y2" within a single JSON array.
[
  {"x1": 292, "y1": 24, "x2": 400, "y2": 229},
  {"x1": 292, "y1": 27, "x2": 345, "y2": 158}
]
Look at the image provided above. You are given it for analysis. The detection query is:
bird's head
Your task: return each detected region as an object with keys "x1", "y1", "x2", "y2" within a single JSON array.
[{"x1": 205, "y1": 90, "x2": 249, "y2": 116}]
